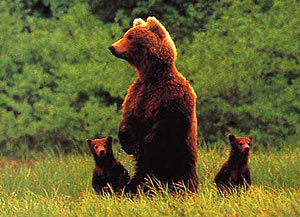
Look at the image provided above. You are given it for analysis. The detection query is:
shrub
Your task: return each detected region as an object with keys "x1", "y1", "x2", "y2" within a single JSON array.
[
  {"x1": 87, "y1": 0, "x2": 232, "y2": 40},
  {"x1": 0, "y1": 3, "x2": 134, "y2": 154},
  {"x1": 178, "y1": 0, "x2": 300, "y2": 146},
  {"x1": 1, "y1": 0, "x2": 300, "y2": 155}
]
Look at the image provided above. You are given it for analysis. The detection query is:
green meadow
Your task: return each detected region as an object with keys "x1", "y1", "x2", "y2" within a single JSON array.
[{"x1": 1, "y1": 145, "x2": 299, "y2": 217}]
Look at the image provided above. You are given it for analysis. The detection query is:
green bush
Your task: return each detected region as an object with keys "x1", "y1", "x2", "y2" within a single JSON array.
[
  {"x1": 178, "y1": 0, "x2": 300, "y2": 146},
  {"x1": 0, "y1": 3, "x2": 135, "y2": 154},
  {"x1": 0, "y1": 0, "x2": 300, "y2": 155},
  {"x1": 19, "y1": 0, "x2": 76, "y2": 18},
  {"x1": 18, "y1": 0, "x2": 230, "y2": 41},
  {"x1": 86, "y1": 0, "x2": 232, "y2": 40}
]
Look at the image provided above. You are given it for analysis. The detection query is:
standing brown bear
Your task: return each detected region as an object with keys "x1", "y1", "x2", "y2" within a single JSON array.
[
  {"x1": 87, "y1": 136, "x2": 130, "y2": 195},
  {"x1": 214, "y1": 134, "x2": 253, "y2": 193},
  {"x1": 109, "y1": 17, "x2": 198, "y2": 193}
]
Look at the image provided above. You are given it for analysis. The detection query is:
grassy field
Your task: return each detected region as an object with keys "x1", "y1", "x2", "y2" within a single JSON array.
[{"x1": 0, "y1": 145, "x2": 299, "y2": 217}]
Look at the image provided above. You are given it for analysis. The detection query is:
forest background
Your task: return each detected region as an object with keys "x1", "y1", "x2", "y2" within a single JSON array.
[{"x1": 1, "y1": 0, "x2": 300, "y2": 156}]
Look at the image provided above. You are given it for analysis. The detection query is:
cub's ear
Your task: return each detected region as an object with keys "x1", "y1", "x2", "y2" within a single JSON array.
[
  {"x1": 133, "y1": 18, "x2": 146, "y2": 27},
  {"x1": 248, "y1": 136, "x2": 253, "y2": 142},
  {"x1": 228, "y1": 133, "x2": 236, "y2": 143},
  {"x1": 86, "y1": 139, "x2": 93, "y2": 151},
  {"x1": 86, "y1": 139, "x2": 92, "y2": 146},
  {"x1": 146, "y1": 16, "x2": 167, "y2": 39},
  {"x1": 107, "y1": 135, "x2": 113, "y2": 146}
]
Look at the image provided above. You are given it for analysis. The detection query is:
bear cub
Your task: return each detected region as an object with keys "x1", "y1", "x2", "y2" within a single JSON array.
[
  {"x1": 87, "y1": 136, "x2": 130, "y2": 195},
  {"x1": 214, "y1": 134, "x2": 253, "y2": 193}
]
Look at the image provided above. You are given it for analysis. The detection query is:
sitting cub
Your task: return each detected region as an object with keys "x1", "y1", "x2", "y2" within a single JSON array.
[
  {"x1": 87, "y1": 136, "x2": 130, "y2": 195},
  {"x1": 214, "y1": 134, "x2": 253, "y2": 193}
]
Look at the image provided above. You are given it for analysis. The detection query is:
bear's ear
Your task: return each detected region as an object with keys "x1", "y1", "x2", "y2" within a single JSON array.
[
  {"x1": 248, "y1": 136, "x2": 253, "y2": 142},
  {"x1": 228, "y1": 134, "x2": 236, "y2": 143},
  {"x1": 133, "y1": 18, "x2": 146, "y2": 27},
  {"x1": 146, "y1": 16, "x2": 167, "y2": 39},
  {"x1": 86, "y1": 139, "x2": 93, "y2": 150},
  {"x1": 106, "y1": 135, "x2": 113, "y2": 146}
]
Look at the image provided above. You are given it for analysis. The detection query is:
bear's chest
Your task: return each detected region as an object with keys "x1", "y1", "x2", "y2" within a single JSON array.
[
  {"x1": 124, "y1": 82, "x2": 160, "y2": 119},
  {"x1": 228, "y1": 168, "x2": 248, "y2": 185},
  {"x1": 229, "y1": 170, "x2": 241, "y2": 183}
]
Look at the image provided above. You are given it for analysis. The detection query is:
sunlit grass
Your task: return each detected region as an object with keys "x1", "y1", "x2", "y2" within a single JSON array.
[{"x1": 0, "y1": 145, "x2": 299, "y2": 216}]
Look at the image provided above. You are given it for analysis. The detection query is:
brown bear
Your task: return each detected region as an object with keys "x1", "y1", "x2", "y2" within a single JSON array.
[
  {"x1": 86, "y1": 136, "x2": 130, "y2": 195},
  {"x1": 214, "y1": 134, "x2": 253, "y2": 194},
  {"x1": 109, "y1": 17, "x2": 198, "y2": 193}
]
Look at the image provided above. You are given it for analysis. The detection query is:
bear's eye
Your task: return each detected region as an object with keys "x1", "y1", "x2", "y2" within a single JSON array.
[
  {"x1": 239, "y1": 143, "x2": 243, "y2": 146},
  {"x1": 127, "y1": 35, "x2": 133, "y2": 40},
  {"x1": 94, "y1": 145, "x2": 98, "y2": 149},
  {"x1": 104, "y1": 144, "x2": 107, "y2": 148}
]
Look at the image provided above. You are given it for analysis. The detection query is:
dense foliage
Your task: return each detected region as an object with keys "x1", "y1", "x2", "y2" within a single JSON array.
[
  {"x1": 0, "y1": 2, "x2": 131, "y2": 154},
  {"x1": 18, "y1": 0, "x2": 232, "y2": 40},
  {"x1": 0, "y1": 0, "x2": 299, "y2": 154},
  {"x1": 179, "y1": 0, "x2": 300, "y2": 145}
]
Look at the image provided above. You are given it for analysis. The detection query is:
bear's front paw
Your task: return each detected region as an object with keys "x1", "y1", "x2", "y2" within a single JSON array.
[
  {"x1": 121, "y1": 142, "x2": 138, "y2": 155},
  {"x1": 118, "y1": 130, "x2": 137, "y2": 155}
]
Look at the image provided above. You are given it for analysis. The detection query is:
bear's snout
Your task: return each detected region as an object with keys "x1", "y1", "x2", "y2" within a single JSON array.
[
  {"x1": 108, "y1": 45, "x2": 115, "y2": 53},
  {"x1": 244, "y1": 147, "x2": 250, "y2": 153},
  {"x1": 108, "y1": 45, "x2": 122, "y2": 58},
  {"x1": 99, "y1": 150, "x2": 106, "y2": 156}
]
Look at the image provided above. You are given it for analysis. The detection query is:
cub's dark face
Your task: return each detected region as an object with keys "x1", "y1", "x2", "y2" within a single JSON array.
[
  {"x1": 228, "y1": 134, "x2": 253, "y2": 154},
  {"x1": 86, "y1": 136, "x2": 113, "y2": 158}
]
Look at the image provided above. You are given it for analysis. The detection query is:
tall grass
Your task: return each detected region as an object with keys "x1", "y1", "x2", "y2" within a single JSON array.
[{"x1": 0, "y1": 145, "x2": 299, "y2": 216}]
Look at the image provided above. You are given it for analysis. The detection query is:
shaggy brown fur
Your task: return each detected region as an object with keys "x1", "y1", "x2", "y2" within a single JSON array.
[
  {"x1": 109, "y1": 17, "x2": 198, "y2": 193},
  {"x1": 87, "y1": 136, "x2": 129, "y2": 195},
  {"x1": 215, "y1": 134, "x2": 253, "y2": 193}
]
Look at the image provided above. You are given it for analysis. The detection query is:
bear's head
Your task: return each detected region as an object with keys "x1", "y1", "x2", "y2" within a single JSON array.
[
  {"x1": 86, "y1": 136, "x2": 113, "y2": 158},
  {"x1": 109, "y1": 16, "x2": 177, "y2": 70},
  {"x1": 228, "y1": 134, "x2": 253, "y2": 155}
]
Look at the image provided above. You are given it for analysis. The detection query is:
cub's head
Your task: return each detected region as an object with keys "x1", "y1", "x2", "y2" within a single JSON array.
[
  {"x1": 86, "y1": 136, "x2": 113, "y2": 158},
  {"x1": 228, "y1": 134, "x2": 253, "y2": 155},
  {"x1": 109, "y1": 16, "x2": 177, "y2": 67}
]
